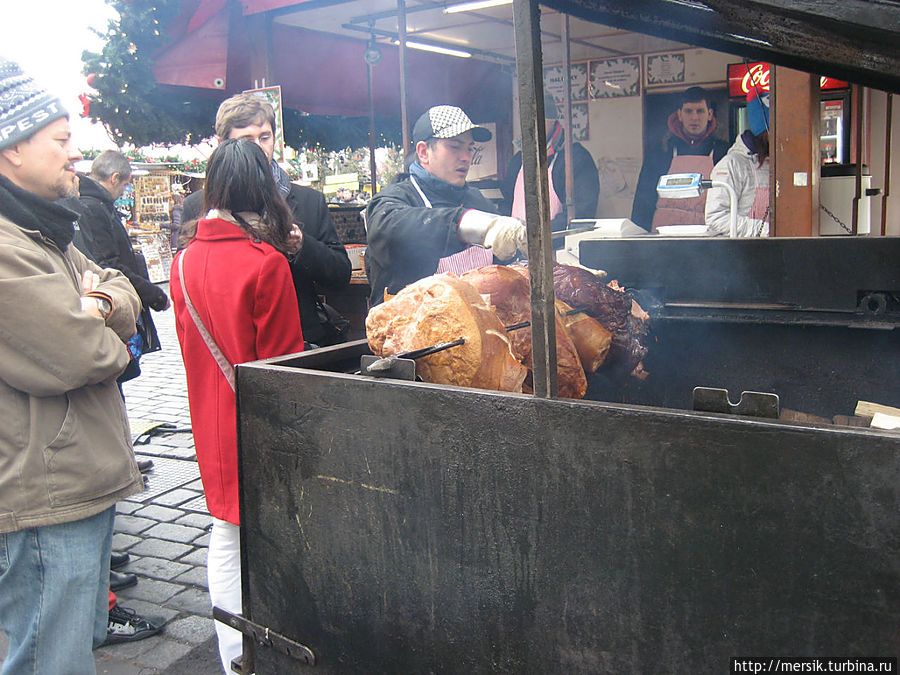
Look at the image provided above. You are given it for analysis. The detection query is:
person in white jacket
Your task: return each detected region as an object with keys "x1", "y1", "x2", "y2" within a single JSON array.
[{"x1": 706, "y1": 89, "x2": 770, "y2": 237}]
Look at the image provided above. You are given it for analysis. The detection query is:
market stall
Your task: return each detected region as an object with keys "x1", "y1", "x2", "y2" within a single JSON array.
[
  {"x1": 125, "y1": 165, "x2": 183, "y2": 282},
  {"x1": 226, "y1": 1, "x2": 899, "y2": 672}
]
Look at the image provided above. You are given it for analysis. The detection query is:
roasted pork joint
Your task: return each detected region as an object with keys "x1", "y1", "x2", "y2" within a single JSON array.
[
  {"x1": 461, "y1": 265, "x2": 588, "y2": 399},
  {"x1": 551, "y1": 263, "x2": 650, "y2": 378},
  {"x1": 365, "y1": 273, "x2": 527, "y2": 392}
]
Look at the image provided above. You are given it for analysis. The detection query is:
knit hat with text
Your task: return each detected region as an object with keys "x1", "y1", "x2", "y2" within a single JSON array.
[{"x1": 0, "y1": 57, "x2": 67, "y2": 151}]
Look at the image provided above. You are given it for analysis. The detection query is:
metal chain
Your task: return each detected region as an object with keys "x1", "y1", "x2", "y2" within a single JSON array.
[{"x1": 819, "y1": 203, "x2": 853, "y2": 234}]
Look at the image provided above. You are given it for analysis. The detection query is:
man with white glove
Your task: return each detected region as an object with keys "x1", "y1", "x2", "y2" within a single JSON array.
[{"x1": 365, "y1": 105, "x2": 529, "y2": 305}]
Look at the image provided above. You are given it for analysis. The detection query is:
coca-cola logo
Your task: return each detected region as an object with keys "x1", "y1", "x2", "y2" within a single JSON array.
[{"x1": 740, "y1": 63, "x2": 770, "y2": 94}]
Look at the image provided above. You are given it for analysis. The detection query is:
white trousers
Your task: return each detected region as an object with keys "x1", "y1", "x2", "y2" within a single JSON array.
[{"x1": 208, "y1": 518, "x2": 243, "y2": 673}]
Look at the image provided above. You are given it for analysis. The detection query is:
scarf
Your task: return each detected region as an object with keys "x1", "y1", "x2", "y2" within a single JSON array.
[
  {"x1": 409, "y1": 161, "x2": 469, "y2": 204},
  {"x1": 204, "y1": 208, "x2": 288, "y2": 253},
  {"x1": 271, "y1": 159, "x2": 292, "y2": 197},
  {"x1": 546, "y1": 122, "x2": 565, "y2": 157},
  {"x1": 0, "y1": 174, "x2": 79, "y2": 250}
]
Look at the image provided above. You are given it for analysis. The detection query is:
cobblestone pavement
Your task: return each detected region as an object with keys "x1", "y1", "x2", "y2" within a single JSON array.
[{"x1": 1, "y1": 283, "x2": 224, "y2": 674}]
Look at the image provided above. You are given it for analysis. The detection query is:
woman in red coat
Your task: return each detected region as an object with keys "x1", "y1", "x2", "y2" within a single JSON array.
[{"x1": 170, "y1": 139, "x2": 304, "y2": 672}]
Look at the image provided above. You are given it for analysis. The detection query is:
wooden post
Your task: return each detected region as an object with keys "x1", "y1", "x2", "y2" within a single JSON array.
[
  {"x1": 513, "y1": 0, "x2": 558, "y2": 398},
  {"x1": 882, "y1": 93, "x2": 893, "y2": 235},
  {"x1": 246, "y1": 12, "x2": 273, "y2": 92},
  {"x1": 561, "y1": 15, "x2": 575, "y2": 225},
  {"x1": 397, "y1": 0, "x2": 410, "y2": 152},
  {"x1": 771, "y1": 66, "x2": 819, "y2": 236}
]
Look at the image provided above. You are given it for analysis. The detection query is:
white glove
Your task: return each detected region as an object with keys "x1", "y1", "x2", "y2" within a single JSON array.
[{"x1": 458, "y1": 210, "x2": 527, "y2": 261}]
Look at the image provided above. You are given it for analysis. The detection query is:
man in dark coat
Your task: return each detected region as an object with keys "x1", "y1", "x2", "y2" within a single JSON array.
[
  {"x1": 68, "y1": 150, "x2": 170, "y2": 319},
  {"x1": 365, "y1": 105, "x2": 528, "y2": 305},
  {"x1": 501, "y1": 95, "x2": 599, "y2": 238},
  {"x1": 182, "y1": 94, "x2": 351, "y2": 347},
  {"x1": 631, "y1": 86, "x2": 730, "y2": 230}
]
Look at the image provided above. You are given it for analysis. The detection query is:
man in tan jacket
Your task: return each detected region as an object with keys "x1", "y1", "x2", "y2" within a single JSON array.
[{"x1": 0, "y1": 56, "x2": 144, "y2": 673}]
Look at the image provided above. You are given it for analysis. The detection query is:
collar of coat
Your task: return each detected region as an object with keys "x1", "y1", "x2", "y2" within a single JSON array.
[
  {"x1": 0, "y1": 174, "x2": 79, "y2": 250},
  {"x1": 76, "y1": 174, "x2": 115, "y2": 205}
]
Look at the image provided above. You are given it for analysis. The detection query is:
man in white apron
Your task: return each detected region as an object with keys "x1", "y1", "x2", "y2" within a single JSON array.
[
  {"x1": 631, "y1": 87, "x2": 730, "y2": 230},
  {"x1": 365, "y1": 105, "x2": 528, "y2": 305}
]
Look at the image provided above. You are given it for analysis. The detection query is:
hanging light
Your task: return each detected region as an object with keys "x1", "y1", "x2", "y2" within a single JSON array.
[
  {"x1": 443, "y1": 0, "x2": 511, "y2": 13},
  {"x1": 391, "y1": 39, "x2": 471, "y2": 58}
]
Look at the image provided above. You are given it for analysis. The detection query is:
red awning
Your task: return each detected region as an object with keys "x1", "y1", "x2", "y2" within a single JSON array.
[
  {"x1": 153, "y1": 4, "x2": 230, "y2": 90},
  {"x1": 152, "y1": 1, "x2": 511, "y2": 122}
]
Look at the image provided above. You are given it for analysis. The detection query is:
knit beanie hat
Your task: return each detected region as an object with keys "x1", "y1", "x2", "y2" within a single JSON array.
[
  {"x1": 0, "y1": 57, "x2": 68, "y2": 151},
  {"x1": 746, "y1": 88, "x2": 770, "y2": 136}
]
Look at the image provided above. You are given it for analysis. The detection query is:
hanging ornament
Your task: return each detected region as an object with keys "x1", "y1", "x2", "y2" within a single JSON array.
[{"x1": 78, "y1": 93, "x2": 91, "y2": 117}]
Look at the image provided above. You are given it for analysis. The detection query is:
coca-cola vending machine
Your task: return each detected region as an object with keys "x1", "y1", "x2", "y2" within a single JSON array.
[
  {"x1": 727, "y1": 62, "x2": 872, "y2": 234},
  {"x1": 726, "y1": 62, "x2": 850, "y2": 166}
]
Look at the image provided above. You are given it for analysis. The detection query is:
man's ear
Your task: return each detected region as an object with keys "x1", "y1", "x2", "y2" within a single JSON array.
[
  {"x1": 415, "y1": 141, "x2": 429, "y2": 164},
  {"x1": 0, "y1": 144, "x2": 24, "y2": 168}
]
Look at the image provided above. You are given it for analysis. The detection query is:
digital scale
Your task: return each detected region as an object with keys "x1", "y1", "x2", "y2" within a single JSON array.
[
  {"x1": 656, "y1": 172, "x2": 738, "y2": 237},
  {"x1": 656, "y1": 172, "x2": 708, "y2": 198}
]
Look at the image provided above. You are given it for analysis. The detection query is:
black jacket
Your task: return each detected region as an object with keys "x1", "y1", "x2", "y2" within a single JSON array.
[
  {"x1": 364, "y1": 172, "x2": 498, "y2": 305},
  {"x1": 184, "y1": 183, "x2": 351, "y2": 345},
  {"x1": 501, "y1": 142, "x2": 599, "y2": 234},
  {"x1": 67, "y1": 175, "x2": 169, "y2": 312},
  {"x1": 631, "y1": 122, "x2": 730, "y2": 230}
]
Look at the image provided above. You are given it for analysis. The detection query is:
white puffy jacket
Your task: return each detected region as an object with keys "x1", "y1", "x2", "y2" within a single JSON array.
[{"x1": 706, "y1": 135, "x2": 770, "y2": 237}]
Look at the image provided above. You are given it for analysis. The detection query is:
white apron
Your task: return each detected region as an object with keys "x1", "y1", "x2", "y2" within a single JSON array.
[
  {"x1": 410, "y1": 176, "x2": 494, "y2": 275},
  {"x1": 651, "y1": 149, "x2": 715, "y2": 230},
  {"x1": 510, "y1": 152, "x2": 564, "y2": 223}
]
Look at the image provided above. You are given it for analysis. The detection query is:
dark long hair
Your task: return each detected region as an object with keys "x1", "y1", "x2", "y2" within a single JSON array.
[{"x1": 180, "y1": 139, "x2": 293, "y2": 252}]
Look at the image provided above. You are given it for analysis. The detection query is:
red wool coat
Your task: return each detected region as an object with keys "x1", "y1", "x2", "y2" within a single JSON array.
[{"x1": 171, "y1": 217, "x2": 304, "y2": 524}]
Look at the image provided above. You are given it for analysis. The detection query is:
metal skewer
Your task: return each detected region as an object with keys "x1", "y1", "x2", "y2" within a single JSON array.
[
  {"x1": 504, "y1": 305, "x2": 589, "y2": 332},
  {"x1": 360, "y1": 338, "x2": 467, "y2": 376}
]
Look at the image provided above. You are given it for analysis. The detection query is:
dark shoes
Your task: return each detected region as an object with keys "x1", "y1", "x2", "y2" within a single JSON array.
[
  {"x1": 110, "y1": 551, "x2": 130, "y2": 570},
  {"x1": 137, "y1": 458, "x2": 154, "y2": 473},
  {"x1": 103, "y1": 604, "x2": 164, "y2": 646},
  {"x1": 110, "y1": 570, "x2": 138, "y2": 592}
]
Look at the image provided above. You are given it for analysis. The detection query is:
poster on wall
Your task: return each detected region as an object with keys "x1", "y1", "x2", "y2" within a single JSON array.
[
  {"x1": 646, "y1": 53, "x2": 686, "y2": 85},
  {"x1": 467, "y1": 122, "x2": 498, "y2": 180},
  {"x1": 571, "y1": 103, "x2": 589, "y2": 141},
  {"x1": 243, "y1": 85, "x2": 285, "y2": 162},
  {"x1": 543, "y1": 63, "x2": 589, "y2": 104},
  {"x1": 569, "y1": 63, "x2": 588, "y2": 101},
  {"x1": 590, "y1": 57, "x2": 641, "y2": 98}
]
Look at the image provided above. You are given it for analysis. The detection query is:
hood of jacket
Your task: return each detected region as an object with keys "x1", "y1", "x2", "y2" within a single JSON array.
[{"x1": 728, "y1": 131, "x2": 759, "y2": 161}]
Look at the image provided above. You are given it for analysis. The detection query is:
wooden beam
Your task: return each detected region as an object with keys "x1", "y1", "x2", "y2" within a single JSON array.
[
  {"x1": 771, "y1": 66, "x2": 818, "y2": 237},
  {"x1": 513, "y1": 0, "x2": 558, "y2": 399}
]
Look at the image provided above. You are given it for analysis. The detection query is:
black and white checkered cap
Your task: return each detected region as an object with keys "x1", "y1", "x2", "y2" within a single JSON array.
[{"x1": 412, "y1": 105, "x2": 491, "y2": 144}]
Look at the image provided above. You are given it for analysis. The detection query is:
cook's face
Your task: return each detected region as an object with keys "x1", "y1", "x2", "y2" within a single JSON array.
[
  {"x1": 227, "y1": 122, "x2": 275, "y2": 162},
  {"x1": 14, "y1": 118, "x2": 81, "y2": 200},
  {"x1": 418, "y1": 130, "x2": 475, "y2": 187},
  {"x1": 677, "y1": 100, "x2": 713, "y2": 139}
]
